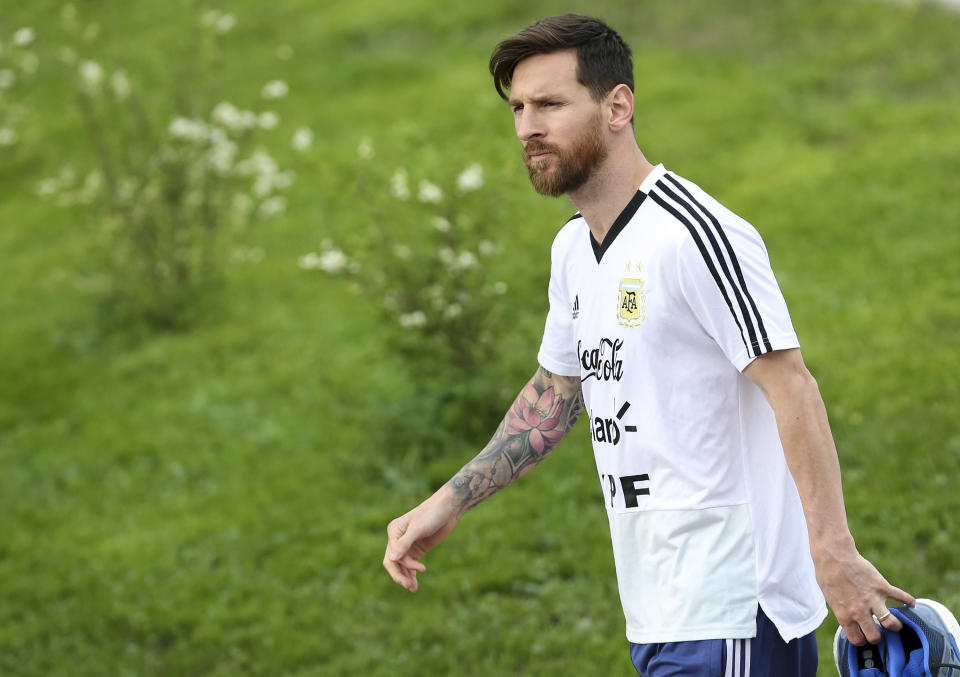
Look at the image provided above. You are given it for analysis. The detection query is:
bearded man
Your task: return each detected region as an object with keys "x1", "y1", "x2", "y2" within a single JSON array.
[{"x1": 383, "y1": 14, "x2": 915, "y2": 676}]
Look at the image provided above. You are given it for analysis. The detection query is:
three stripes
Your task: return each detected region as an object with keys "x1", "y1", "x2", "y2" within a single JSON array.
[
  {"x1": 648, "y1": 174, "x2": 773, "y2": 360},
  {"x1": 725, "y1": 638, "x2": 753, "y2": 677}
]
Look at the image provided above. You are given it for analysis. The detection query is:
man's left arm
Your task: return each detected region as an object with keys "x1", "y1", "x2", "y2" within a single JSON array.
[{"x1": 743, "y1": 347, "x2": 915, "y2": 646}]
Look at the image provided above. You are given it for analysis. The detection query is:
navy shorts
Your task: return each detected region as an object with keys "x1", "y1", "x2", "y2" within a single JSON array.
[{"x1": 629, "y1": 606, "x2": 818, "y2": 677}]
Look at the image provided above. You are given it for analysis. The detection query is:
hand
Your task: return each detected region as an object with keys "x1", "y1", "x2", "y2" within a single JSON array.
[
  {"x1": 815, "y1": 543, "x2": 916, "y2": 645},
  {"x1": 383, "y1": 491, "x2": 460, "y2": 592}
]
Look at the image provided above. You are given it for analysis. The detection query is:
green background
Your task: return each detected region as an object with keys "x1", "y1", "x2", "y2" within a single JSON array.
[{"x1": 2, "y1": 1, "x2": 959, "y2": 674}]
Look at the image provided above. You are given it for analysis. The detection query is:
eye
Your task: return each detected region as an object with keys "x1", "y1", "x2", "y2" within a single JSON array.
[{"x1": 511, "y1": 104, "x2": 523, "y2": 114}]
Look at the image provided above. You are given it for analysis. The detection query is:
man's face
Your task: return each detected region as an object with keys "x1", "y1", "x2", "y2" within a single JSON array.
[{"x1": 508, "y1": 50, "x2": 608, "y2": 197}]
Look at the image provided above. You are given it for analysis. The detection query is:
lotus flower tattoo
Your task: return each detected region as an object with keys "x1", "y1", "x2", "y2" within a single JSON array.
[{"x1": 507, "y1": 383, "x2": 565, "y2": 455}]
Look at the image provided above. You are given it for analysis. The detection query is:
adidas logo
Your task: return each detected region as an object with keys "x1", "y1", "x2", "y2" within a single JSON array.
[{"x1": 572, "y1": 295, "x2": 580, "y2": 319}]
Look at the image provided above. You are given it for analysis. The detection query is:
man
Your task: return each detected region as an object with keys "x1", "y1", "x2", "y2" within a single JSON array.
[{"x1": 383, "y1": 13, "x2": 914, "y2": 676}]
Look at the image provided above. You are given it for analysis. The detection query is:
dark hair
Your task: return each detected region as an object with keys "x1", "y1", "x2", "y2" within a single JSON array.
[{"x1": 489, "y1": 13, "x2": 634, "y2": 102}]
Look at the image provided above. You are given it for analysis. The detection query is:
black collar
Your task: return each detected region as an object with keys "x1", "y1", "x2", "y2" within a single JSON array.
[{"x1": 588, "y1": 189, "x2": 647, "y2": 263}]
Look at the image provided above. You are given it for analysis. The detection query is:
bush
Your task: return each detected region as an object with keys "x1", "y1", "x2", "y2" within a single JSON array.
[
  {"x1": 302, "y1": 143, "x2": 515, "y2": 464},
  {"x1": 30, "y1": 8, "x2": 305, "y2": 330}
]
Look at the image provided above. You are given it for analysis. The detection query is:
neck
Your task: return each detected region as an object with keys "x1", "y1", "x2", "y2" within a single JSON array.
[{"x1": 567, "y1": 145, "x2": 654, "y2": 245}]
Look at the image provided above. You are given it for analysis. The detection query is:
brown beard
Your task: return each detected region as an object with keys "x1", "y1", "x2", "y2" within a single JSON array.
[{"x1": 523, "y1": 116, "x2": 608, "y2": 197}]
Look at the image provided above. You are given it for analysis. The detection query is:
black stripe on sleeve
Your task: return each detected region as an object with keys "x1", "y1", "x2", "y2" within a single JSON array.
[
  {"x1": 655, "y1": 178, "x2": 766, "y2": 357},
  {"x1": 648, "y1": 190, "x2": 751, "y2": 354},
  {"x1": 664, "y1": 174, "x2": 772, "y2": 353}
]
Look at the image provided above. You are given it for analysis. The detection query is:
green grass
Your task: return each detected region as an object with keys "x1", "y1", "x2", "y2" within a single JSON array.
[{"x1": 2, "y1": 0, "x2": 959, "y2": 674}]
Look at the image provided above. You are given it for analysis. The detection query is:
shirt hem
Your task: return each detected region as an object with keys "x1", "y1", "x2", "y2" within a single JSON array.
[
  {"x1": 764, "y1": 603, "x2": 828, "y2": 643},
  {"x1": 626, "y1": 622, "x2": 757, "y2": 644},
  {"x1": 733, "y1": 333, "x2": 801, "y2": 372}
]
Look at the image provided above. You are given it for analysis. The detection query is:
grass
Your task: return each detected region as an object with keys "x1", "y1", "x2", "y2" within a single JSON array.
[{"x1": 2, "y1": 0, "x2": 959, "y2": 674}]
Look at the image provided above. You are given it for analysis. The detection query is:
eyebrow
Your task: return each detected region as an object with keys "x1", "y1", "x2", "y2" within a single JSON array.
[{"x1": 507, "y1": 94, "x2": 561, "y2": 108}]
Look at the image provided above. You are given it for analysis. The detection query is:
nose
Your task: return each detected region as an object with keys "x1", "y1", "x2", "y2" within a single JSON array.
[{"x1": 515, "y1": 108, "x2": 544, "y2": 143}]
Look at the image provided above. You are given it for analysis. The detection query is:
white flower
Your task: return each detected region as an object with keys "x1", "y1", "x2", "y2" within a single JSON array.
[
  {"x1": 291, "y1": 126, "x2": 313, "y2": 151},
  {"x1": 298, "y1": 252, "x2": 321, "y2": 270},
  {"x1": 0, "y1": 128, "x2": 18, "y2": 146},
  {"x1": 439, "y1": 247, "x2": 456, "y2": 266},
  {"x1": 211, "y1": 105, "x2": 256, "y2": 131},
  {"x1": 390, "y1": 168, "x2": 410, "y2": 200},
  {"x1": 211, "y1": 101, "x2": 241, "y2": 129},
  {"x1": 398, "y1": 310, "x2": 427, "y2": 328},
  {"x1": 478, "y1": 240, "x2": 496, "y2": 256},
  {"x1": 12, "y1": 28, "x2": 35, "y2": 46},
  {"x1": 253, "y1": 174, "x2": 273, "y2": 197},
  {"x1": 297, "y1": 249, "x2": 354, "y2": 274},
  {"x1": 455, "y1": 251, "x2": 476, "y2": 270},
  {"x1": 34, "y1": 178, "x2": 59, "y2": 196},
  {"x1": 19, "y1": 52, "x2": 39, "y2": 75},
  {"x1": 215, "y1": 13, "x2": 236, "y2": 34},
  {"x1": 318, "y1": 249, "x2": 349, "y2": 273},
  {"x1": 444, "y1": 304, "x2": 462, "y2": 319},
  {"x1": 207, "y1": 138, "x2": 237, "y2": 173},
  {"x1": 237, "y1": 150, "x2": 278, "y2": 179},
  {"x1": 110, "y1": 69, "x2": 131, "y2": 100},
  {"x1": 258, "y1": 111, "x2": 279, "y2": 129},
  {"x1": 493, "y1": 281, "x2": 508, "y2": 295},
  {"x1": 0, "y1": 69, "x2": 15, "y2": 89},
  {"x1": 78, "y1": 171, "x2": 102, "y2": 203},
  {"x1": 393, "y1": 244, "x2": 412, "y2": 259},
  {"x1": 457, "y1": 163, "x2": 484, "y2": 192},
  {"x1": 261, "y1": 80, "x2": 288, "y2": 100},
  {"x1": 357, "y1": 137, "x2": 375, "y2": 160},
  {"x1": 276, "y1": 44, "x2": 293, "y2": 60},
  {"x1": 237, "y1": 109, "x2": 258, "y2": 130},
  {"x1": 78, "y1": 60, "x2": 103, "y2": 93},
  {"x1": 168, "y1": 117, "x2": 208, "y2": 141},
  {"x1": 208, "y1": 126, "x2": 228, "y2": 146},
  {"x1": 259, "y1": 196, "x2": 286, "y2": 217},
  {"x1": 432, "y1": 216, "x2": 451, "y2": 233},
  {"x1": 417, "y1": 180, "x2": 443, "y2": 204},
  {"x1": 201, "y1": 10, "x2": 220, "y2": 27}
]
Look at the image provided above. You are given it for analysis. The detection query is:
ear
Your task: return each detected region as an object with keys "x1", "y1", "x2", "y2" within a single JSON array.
[{"x1": 606, "y1": 84, "x2": 634, "y2": 132}]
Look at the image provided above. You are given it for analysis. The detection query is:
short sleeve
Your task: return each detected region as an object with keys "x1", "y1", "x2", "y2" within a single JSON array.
[
  {"x1": 676, "y1": 216, "x2": 799, "y2": 372},
  {"x1": 537, "y1": 238, "x2": 581, "y2": 376}
]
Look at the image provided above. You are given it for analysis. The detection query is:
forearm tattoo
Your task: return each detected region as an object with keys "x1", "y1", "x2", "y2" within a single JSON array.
[{"x1": 446, "y1": 367, "x2": 584, "y2": 515}]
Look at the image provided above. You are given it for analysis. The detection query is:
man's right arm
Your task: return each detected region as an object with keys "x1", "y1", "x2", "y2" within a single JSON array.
[{"x1": 383, "y1": 365, "x2": 584, "y2": 591}]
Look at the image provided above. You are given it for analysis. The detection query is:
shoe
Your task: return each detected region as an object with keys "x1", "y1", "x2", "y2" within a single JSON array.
[{"x1": 833, "y1": 598, "x2": 960, "y2": 676}]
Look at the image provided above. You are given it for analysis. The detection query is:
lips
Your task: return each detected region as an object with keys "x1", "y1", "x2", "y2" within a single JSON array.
[{"x1": 524, "y1": 145, "x2": 557, "y2": 165}]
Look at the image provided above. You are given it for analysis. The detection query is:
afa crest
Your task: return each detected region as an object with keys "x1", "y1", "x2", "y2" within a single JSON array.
[{"x1": 618, "y1": 267, "x2": 646, "y2": 328}]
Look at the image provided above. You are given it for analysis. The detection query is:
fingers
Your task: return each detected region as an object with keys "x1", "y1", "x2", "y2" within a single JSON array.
[
  {"x1": 886, "y1": 584, "x2": 916, "y2": 608},
  {"x1": 383, "y1": 517, "x2": 429, "y2": 592},
  {"x1": 845, "y1": 596, "x2": 918, "y2": 646},
  {"x1": 844, "y1": 621, "x2": 868, "y2": 646},
  {"x1": 382, "y1": 548, "x2": 422, "y2": 592},
  {"x1": 876, "y1": 608, "x2": 903, "y2": 633},
  {"x1": 386, "y1": 516, "x2": 418, "y2": 563}
]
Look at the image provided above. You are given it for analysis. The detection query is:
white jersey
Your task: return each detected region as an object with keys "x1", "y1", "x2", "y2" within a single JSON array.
[{"x1": 537, "y1": 164, "x2": 827, "y2": 644}]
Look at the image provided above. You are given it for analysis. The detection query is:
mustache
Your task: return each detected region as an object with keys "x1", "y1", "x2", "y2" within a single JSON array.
[{"x1": 522, "y1": 141, "x2": 559, "y2": 161}]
